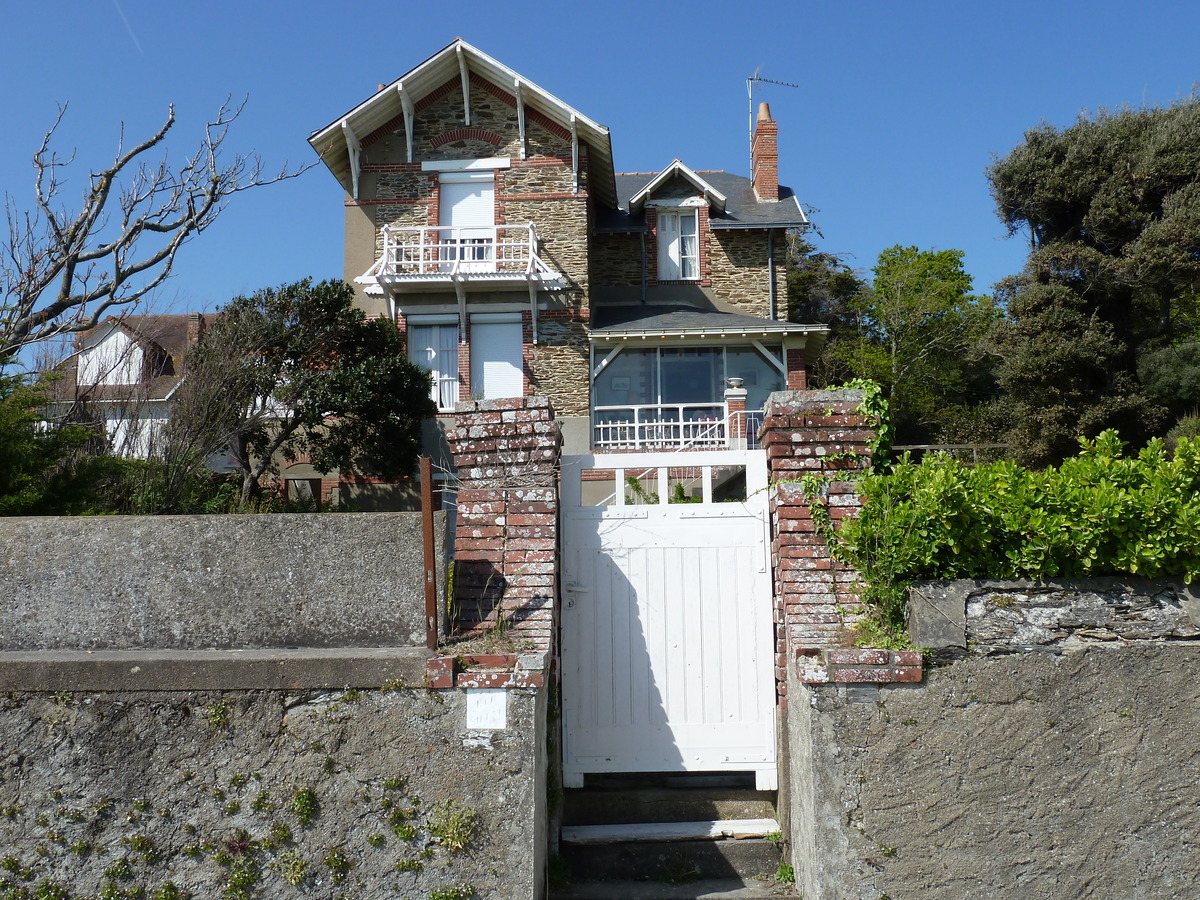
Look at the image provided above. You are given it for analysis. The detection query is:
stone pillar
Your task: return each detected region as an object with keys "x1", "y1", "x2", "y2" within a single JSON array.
[
  {"x1": 759, "y1": 390, "x2": 875, "y2": 698},
  {"x1": 445, "y1": 396, "x2": 560, "y2": 653},
  {"x1": 724, "y1": 378, "x2": 748, "y2": 449}
]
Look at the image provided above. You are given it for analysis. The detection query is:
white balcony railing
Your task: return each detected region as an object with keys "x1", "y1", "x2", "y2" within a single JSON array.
[
  {"x1": 593, "y1": 404, "x2": 766, "y2": 451},
  {"x1": 593, "y1": 405, "x2": 766, "y2": 451},
  {"x1": 361, "y1": 223, "x2": 563, "y2": 283}
]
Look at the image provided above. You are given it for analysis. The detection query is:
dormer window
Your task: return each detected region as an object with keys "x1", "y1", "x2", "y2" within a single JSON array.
[{"x1": 658, "y1": 209, "x2": 699, "y2": 280}]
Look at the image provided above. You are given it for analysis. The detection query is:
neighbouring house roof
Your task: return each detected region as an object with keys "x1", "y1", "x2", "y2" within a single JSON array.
[
  {"x1": 596, "y1": 170, "x2": 809, "y2": 233},
  {"x1": 50, "y1": 314, "x2": 209, "y2": 402},
  {"x1": 308, "y1": 37, "x2": 617, "y2": 207}
]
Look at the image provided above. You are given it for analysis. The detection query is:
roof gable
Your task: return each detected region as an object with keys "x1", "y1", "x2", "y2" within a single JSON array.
[
  {"x1": 628, "y1": 160, "x2": 727, "y2": 214},
  {"x1": 309, "y1": 38, "x2": 616, "y2": 206}
]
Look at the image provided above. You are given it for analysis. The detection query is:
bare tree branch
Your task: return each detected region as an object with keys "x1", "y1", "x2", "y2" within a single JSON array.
[{"x1": 1, "y1": 98, "x2": 312, "y2": 362}]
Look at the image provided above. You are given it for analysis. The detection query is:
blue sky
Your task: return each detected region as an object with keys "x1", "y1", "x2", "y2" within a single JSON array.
[{"x1": 2, "y1": 0, "x2": 1197, "y2": 316}]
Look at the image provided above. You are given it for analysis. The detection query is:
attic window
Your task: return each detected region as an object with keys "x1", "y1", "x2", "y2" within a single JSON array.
[{"x1": 658, "y1": 210, "x2": 698, "y2": 280}]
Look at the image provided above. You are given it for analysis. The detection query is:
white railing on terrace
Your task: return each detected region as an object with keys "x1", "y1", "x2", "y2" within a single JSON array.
[
  {"x1": 593, "y1": 405, "x2": 765, "y2": 451},
  {"x1": 362, "y1": 223, "x2": 561, "y2": 280}
]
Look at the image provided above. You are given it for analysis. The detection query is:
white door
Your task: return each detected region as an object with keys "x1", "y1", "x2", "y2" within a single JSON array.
[
  {"x1": 561, "y1": 450, "x2": 776, "y2": 789},
  {"x1": 440, "y1": 173, "x2": 495, "y2": 272},
  {"x1": 470, "y1": 315, "x2": 523, "y2": 400}
]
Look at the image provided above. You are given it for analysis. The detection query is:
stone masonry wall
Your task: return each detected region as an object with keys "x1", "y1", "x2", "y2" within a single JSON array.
[
  {"x1": 445, "y1": 397, "x2": 560, "y2": 651},
  {"x1": 908, "y1": 577, "x2": 1200, "y2": 659},
  {"x1": 707, "y1": 229, "x2": 775, "y2": 318},
  {"x1": 788, "y1": 639, "x2": 1200, "y2": 899},
  {"x1": 528, "y1": 319, "x2": 589, "y2": 417},
  {"x1": 360, "y1": 77, "x2": 571, "y2": 167},
  {"x1": 0, "y1": 684, "x2": 545, "y2": 900},
  {"x1": 590, "y1": 231, "x2": 642, "y2": 287}
]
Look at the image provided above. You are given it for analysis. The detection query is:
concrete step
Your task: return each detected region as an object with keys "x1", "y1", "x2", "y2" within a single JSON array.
[
  {"x1": 550, "y1": 877, "x2": 801, "y2": 899},
  {"x1": 563, "y1": 818, "x2": 780, "y2": 844},
  {"x1": 558, "y1": 835, "x2": 783, "y2": 884},
  {"x1": 563, "y1": 787, "x2": 777, "y2": 827}
]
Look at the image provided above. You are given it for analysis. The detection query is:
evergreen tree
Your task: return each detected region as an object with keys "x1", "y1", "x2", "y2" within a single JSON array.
[{"x1": 987, "y1": 98, "x2": 1200, "y2": 464}]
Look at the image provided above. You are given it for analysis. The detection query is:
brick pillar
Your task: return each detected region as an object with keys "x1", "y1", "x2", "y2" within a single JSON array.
[
  {"x1": 444, "y1": 396, "x2": 560, "y2": 653},
  {"x1": 785, "y1": 347, "x2": 808, "y2": 390},
  {"x1": 759, "y1": 390, "x2": 874, "y2": 697}
]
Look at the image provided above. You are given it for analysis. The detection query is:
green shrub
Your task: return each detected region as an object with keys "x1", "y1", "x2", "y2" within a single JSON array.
[{"x1": 837, "y1": 431, "x2": 1200, "y2": 639}]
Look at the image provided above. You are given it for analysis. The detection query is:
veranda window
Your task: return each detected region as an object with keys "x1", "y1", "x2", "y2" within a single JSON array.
[{"x1": 594, "y1": 345, "x2": 784, "y2": 410}]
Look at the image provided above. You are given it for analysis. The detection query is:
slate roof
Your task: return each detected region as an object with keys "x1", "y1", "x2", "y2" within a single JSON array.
[
  {"x1": 592, "y1": 304, "x2": 797, "y2": 334},
  {"x1": 590, "y1": 299, "x2": 828, "y2": 355},
  {"x1": 595, "y1": 170, "x2": 809, "y2": 232}
]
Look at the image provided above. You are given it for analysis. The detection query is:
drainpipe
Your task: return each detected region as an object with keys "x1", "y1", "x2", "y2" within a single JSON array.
[
  {"x1": 640, "y1": 231, "x2": 647, "y2": 304},
  {"x1": 768, "y1": 230, "x2": 777, "y2": 321}
]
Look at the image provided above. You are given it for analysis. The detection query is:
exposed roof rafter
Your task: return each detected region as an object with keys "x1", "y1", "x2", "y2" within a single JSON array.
[{"x1": 309, "y1": 38, "x2": 616, "y2": 206}]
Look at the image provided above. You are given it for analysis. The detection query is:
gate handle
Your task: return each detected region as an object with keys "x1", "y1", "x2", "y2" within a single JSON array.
[{"x1": 564, "y1": 583, "x2": 588, "y2": 608}]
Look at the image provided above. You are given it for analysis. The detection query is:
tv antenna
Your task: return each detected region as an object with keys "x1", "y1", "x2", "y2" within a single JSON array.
[{"x1": 747, "y1": 68, "x2": 799, "y2": 140}]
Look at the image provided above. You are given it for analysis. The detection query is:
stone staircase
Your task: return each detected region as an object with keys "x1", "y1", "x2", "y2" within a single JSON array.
[{"x1": 551, "y1": 774, "x2": 800, "y2": 899}]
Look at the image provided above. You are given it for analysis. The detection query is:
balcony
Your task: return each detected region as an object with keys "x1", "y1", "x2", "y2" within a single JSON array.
[
  {"x1": 593, "y1": 404, "x2": 764, "y2": 451},
  {"x1": 358, "y1": 223, "x2": 566, "y2": 291}
]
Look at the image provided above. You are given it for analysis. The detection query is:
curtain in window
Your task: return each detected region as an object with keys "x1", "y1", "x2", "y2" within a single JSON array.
[
  {"x1": 678, "y1": 213, "x2": 698, "y2": 279},
  {"x1": 409, "y1": 324, "x2": 459, "y2": 410}
]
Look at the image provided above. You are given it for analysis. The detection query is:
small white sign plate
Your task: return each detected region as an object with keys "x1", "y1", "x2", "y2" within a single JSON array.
[{"x1": 466, "y1": 688, "x2": 508, "y2": 730}]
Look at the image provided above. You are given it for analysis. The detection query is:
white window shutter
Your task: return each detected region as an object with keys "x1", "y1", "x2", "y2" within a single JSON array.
[{"x1": 470, "y1": 319, "x2": 523, "y2": 400}]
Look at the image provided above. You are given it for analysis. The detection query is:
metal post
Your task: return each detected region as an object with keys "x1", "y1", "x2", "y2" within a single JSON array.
[{"x1": 420, "y1": 456, "x2": 438, "y2": 651}]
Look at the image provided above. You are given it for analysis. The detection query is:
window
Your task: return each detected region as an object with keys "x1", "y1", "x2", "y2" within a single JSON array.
[
  {"x1": 657, "y1": 209, "x2": 699, "y2": 280},
  {"x1": 408, "y1": 322, "x2": 459, "y2": 411},
  {"x1": 470, "y1": 314, "x2": 523, "y2": 400},
  {"x1": 439, "y1": 171, "x2": 495, "y2": 273},
  {"x1": 593, "y1": 345, "x2": 784, "y2": 409}
]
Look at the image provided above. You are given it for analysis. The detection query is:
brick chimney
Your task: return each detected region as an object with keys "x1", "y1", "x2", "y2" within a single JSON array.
[
  {"x1": 186, "y1": 312, "x2": 204, "y2": 346},
  {"x1": 751, "y1": 101, "x2": 779, "y2": 201}
]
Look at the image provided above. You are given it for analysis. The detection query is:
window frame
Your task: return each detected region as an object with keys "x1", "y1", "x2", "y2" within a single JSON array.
[
  {"x1": 657, "y1": 208, "x2": 700, "y2": 281},
  {"x1": 407, "y1": 316, "x2": 460, "y2": 412}
]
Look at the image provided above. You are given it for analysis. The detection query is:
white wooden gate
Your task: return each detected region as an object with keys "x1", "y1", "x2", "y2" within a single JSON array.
[{"x1": 560, "y1": 450, "x2": 776, "y2": 790}]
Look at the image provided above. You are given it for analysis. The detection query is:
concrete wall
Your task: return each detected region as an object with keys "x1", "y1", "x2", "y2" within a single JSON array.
[
  {"x1": 0, "y1": 683, "x2": 545, "y2": 899},
  {"x1": 787, "y1": 579, "x2": 1200, "y2": 899},
  {"x1": 0, "y1": 513, "x2": 445, "y2": 650}
]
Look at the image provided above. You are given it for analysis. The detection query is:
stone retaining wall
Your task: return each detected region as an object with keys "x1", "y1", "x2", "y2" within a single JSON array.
[
  {"x1": 0, "y1": 683, "x2": 545, "y2": 899},
  {"x1": 788, "y1": 578, "x2": 1200, "y2": 899},
  {"x1": 0, "y1": 503, "x2": 548, "y2": 899},
  {"x1": 909, "y1": 577, "x2": 1200, "y2": 659}
]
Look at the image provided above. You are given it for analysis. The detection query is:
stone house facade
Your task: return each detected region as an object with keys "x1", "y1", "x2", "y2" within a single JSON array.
[{"x1": 309, "y1": 38, "x2": 829, "y2": 457}]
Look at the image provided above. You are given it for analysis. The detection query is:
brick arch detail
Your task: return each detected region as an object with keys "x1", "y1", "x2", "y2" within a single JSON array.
[{"x1": 429, "y1": 127, "x2": 504, "y2": 149}]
